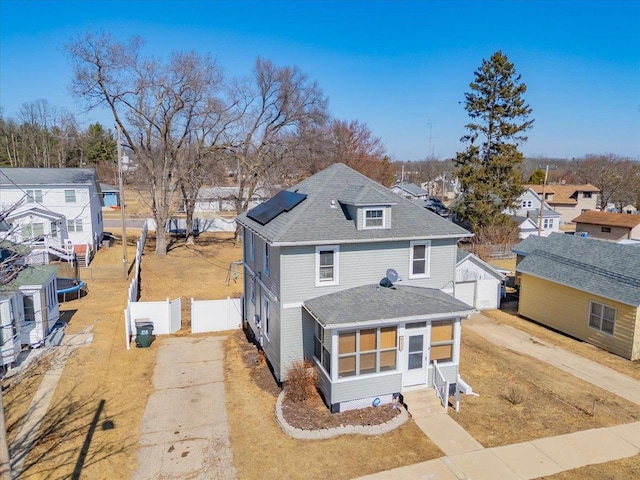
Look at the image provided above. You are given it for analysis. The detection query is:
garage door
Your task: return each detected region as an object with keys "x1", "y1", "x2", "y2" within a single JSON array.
[{"x1": 455, "y1": 281, "x2": 476, "y2": 308}]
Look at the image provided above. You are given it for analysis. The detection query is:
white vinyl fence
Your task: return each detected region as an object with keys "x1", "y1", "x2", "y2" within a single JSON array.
[{"x1": 191, "y1": 297, "x2": 242, "y2": 333}]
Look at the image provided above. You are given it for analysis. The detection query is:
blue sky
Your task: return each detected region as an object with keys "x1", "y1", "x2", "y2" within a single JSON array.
[{"x1": 1, "y1": 0, "x2": 638, "y2": 161}]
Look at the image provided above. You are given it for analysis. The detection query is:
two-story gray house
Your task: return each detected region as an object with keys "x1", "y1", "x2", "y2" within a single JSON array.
[{"x1": 236, "y1": 163, "x2": 474, "y2": 412}]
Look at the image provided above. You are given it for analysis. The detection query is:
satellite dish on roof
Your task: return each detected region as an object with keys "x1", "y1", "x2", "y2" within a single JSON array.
[{"x1": 386, "y1": 268, "x2": 399, "y2": 283}]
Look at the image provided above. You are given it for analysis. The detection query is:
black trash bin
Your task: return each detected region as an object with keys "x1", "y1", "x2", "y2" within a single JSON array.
[{"x1": 135, "y1": 319, "x2": 154, "y2": 348}]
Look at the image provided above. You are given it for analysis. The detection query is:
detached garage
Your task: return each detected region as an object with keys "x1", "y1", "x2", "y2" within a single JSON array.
[{"x1": 455, "y1": 251, "x2": 505, "y2": 310}]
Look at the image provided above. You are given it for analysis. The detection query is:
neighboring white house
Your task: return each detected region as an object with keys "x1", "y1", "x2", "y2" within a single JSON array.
[
  {"x1": 504, "y1": 188, "x2": 561, "y2": 238},
  {"x1": 0, "y1": 168, "x2": 104, "y2": 265},
  {"x1": 194, "y1": 186, "x2": 267, "y2": 214},
  {"x1": 390, "y1": 182, "x2": 429, "y2": 200},
  {"x1": 237, "y1": 163, "x2": 475, "y2": 413},
  {"x1": 1, "y1": 239, "x2": 60, "y2": 365},
  {"x1": 455, "y1": 251, "x2": 505, "y2": 310}
]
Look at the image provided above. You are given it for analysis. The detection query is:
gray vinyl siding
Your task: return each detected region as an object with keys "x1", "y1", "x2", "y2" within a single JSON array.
[
  {"x1": 315, "y1": 366, "x2": 402, "y2": 406},
  {"x1": 331, "y1": 373, "x2": 403, "y2": 404},
  {"x1": 279, "y1": 306, "x2": 309, "y2": 380},
  {"x1": 280, "y1": 239, "x2": 457, "y2": 304}
]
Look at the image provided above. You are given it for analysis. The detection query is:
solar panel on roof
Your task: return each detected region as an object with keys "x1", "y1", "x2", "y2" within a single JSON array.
[{"x1": 247, "y1": 190, "x2": 307, "y2": 225}]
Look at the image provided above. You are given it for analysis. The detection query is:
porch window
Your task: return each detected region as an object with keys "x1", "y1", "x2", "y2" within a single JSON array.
[
  {"x1": 316, "y1": 246, "x2": 339, "y2": 286},
  {"x1": 409, "y1": 240, "x2": 431, "y2": 278},
  {"x1": 337, "y1": 326, "x2": 397, "y2": 378},
  {"x1": 65, "y1": 189, "x2": 76, "y2": 203},
  {"x1": 588, "y1": 301, "x2": 615, "y2": 335},
  {"x1": 313, "y1": 322, "x2": 331, "y2": 374},
  {"x1": 430, "y1": 320, "x2": 454, "y2": 363}
]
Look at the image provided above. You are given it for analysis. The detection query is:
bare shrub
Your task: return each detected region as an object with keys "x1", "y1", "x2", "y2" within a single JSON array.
[
  {"x1": 284, "y1": 360, "x2": 316, "y2": 403},
  {"x1": 504, "y1": 386, "x2": 525, "y2": 405}
]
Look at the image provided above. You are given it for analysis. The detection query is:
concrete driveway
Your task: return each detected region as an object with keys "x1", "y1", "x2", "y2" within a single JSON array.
[{"x1": 132, "y1": 335, "x2": 235, "y2": 480}]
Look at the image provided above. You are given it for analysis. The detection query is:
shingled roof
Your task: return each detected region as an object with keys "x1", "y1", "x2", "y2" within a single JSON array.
[
  {"x1": 573, "y1": 210, "x2": 640, "y2": 229},
  {"x1": 526, "y1": 183, "x2": 599, "y2": 206},
  {"x1": 237, "y1": 163, "x2": 471, "y2": 246},
  {"x1": 514, "y1": 232, "x2": 640, "y2": 306},
  {"x1": 304, "y1": 284, "x2": 474, "y2": 328},
  {"x1": 0, "y1": 168, "x2": 99, "y2": 186}
]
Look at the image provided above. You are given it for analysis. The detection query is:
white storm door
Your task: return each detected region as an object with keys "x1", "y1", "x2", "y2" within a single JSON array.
[{"x1": 403, "y1": 329, "x2": 428, "y2": 387}]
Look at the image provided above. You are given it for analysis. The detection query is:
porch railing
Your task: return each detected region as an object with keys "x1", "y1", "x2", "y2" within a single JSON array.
[{"x1": 432, "y1": 360, "x2": 449, "y2": 412}]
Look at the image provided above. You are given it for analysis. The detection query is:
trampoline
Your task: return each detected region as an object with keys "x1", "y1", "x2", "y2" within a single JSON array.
[{"x1": 57, "y1": 277, "x2": 87, "y2": 302}]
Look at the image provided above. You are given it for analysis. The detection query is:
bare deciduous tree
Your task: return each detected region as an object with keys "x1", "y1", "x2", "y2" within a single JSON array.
[
  {"x1": 66, "y1": 32, "x2": 225, "y2": 255},
  {"x1": 223, "y1": 58, "x2": 328, "y2": 232}
]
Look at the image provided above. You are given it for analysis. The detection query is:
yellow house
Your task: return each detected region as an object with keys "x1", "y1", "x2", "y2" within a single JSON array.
[{"x1": 513, "y1": 233, "x2": 640, "y2": 360}]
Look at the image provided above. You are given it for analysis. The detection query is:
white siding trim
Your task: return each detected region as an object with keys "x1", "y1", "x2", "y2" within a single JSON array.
[{"x1": 283, "y1": 302, "x2": 303, "y2": 309}]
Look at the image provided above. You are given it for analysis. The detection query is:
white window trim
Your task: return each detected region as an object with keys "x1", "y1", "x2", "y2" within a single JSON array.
[
  {"x1": 363, "y1": 208, "x2": 385, "y2": 230},
  {"x1": 409, "y1": 240, "x2": 431, "y2": 279},
  {"x1": 588, "y1": 300, "x2": 616, "y2": 336},
  {"x1": 315, "y1": 245, "x2": 339, "y2": 287}
]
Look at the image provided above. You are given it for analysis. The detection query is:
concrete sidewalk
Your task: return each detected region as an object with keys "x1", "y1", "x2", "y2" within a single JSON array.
[
  {"x1": 133, "y1": 336, "x2": 235, "y2": 480},
  {"x1": 357, "y1": 421, "x2": 640, "y2": 480},
  {"x1": 355, "y1": 314, "x2": 640, "y2": 479}
]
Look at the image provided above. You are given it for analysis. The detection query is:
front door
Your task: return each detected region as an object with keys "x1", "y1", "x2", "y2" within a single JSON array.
[{"x1": 403, "y1": 329, "x2": 428, "y2": 387}]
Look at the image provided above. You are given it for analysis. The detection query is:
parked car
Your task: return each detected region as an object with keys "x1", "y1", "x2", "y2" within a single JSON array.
[{"x1": 425, "y1": 198, "x2": 450, "y2": 217}]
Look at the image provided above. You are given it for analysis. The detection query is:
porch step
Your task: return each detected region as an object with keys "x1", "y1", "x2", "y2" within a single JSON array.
[{"x1": 402, "y1": 388, "x2": 446, "y2": 419}]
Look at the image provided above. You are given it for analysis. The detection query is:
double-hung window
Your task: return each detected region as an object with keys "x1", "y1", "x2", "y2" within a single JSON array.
[
  {"x1": 65, "y1": 189, "x2": 76, "y2": 203},
  {"x1": 26, "y1": 189, "x2": 43, "y2": 203},
  {"x1": 364, "y1": 208, "x2": 384, "y2": 229},
  {"x1": 543, "y1": 218, "x2": 553, "y2": 229},
  {"x1": 263, "y1": 243, "x2": 270, "y2": 276},
  {"x1": 316, "y1": 246, "x2": 339, "y2": 286},
  {"x1": 409, "y1": 240, "x2": 431, "y2": 278},
  {"x1": 248, "y1": 231, "x2": 254, "y2": 261},
  {"x1": 67, "y1": 219, "x2": 83, "y2": 232},
  {"x1": 588, "y1": 301, "x2": 615, "y2": 335}
]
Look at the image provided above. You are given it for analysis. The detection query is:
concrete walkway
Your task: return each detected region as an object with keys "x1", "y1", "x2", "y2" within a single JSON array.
[
  {"x1": 355, "y1": 314, "x2": 640, "y2": 479},
  {"x1": 9, "y1": 327, "x2": 94, "y2": 479},
  {"x1": 132, "y1": 335, "x2": 235, "y2": 480}
]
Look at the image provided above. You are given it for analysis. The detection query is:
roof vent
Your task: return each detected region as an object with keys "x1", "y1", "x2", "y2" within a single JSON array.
[{"x1": 330, "y1": 199, "x2": 337, "y2": 209}]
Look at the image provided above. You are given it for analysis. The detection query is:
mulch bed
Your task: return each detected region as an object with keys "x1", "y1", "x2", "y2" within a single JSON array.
[{"x1": 233, "y1": 329, "x2": 401, "y2": 430}]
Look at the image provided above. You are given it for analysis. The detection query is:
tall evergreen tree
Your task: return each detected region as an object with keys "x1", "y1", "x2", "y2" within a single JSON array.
[{"x1": 453, "y1": 51, "x2": 533, "y2": 229}]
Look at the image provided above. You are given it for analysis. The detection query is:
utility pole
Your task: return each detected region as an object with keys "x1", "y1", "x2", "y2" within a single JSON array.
[
  {"x1": 117, "y1": 124, "x2": 128, "y2": 280},
  {"x1": 537, "y1": 165, "x2": 549, "y2": 236},
  {"x1": 0, "y1": 386, "x2": 11, "y2": 480}
]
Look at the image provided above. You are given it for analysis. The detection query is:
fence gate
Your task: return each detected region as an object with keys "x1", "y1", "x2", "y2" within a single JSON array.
[{"x1": 170, "y1": 297, "x2": 181, "y2": 333}]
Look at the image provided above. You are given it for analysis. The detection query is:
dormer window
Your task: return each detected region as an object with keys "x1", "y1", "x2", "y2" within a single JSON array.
[
  {"x1": 364, "y1": 208, "x2": 384, "y2": 229},
  {"x1": 583, "y1": 192, "x2": 592, "y2": 198}
]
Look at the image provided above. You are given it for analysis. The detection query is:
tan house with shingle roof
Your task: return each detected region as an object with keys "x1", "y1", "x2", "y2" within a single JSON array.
[
  {"x1": 573, "y1": 210, "x2": 640, "y2": 242},
  {"x1": 526, "y1": 183, "x2": 600, "y2": 225}
]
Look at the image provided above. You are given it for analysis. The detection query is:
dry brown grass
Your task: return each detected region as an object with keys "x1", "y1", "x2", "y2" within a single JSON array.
[
  {"x1": 224, "y1": 331, "x2": 441, "y2": 480},
  {"x1": 6, "y1": 233, "x2": 640, "y2": 479}
]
